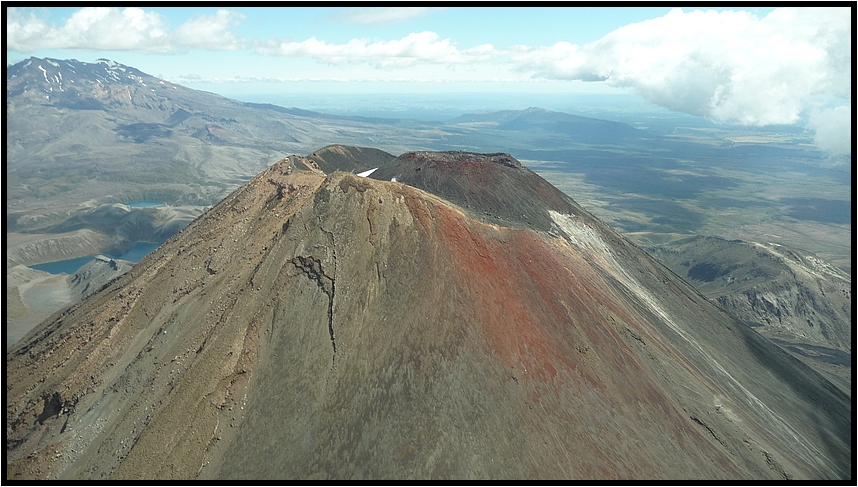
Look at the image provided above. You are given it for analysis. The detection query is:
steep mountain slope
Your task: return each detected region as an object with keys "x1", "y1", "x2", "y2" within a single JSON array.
[
  {"x1": 319, "y1": 145, "x2": 853, "y2": 388},
  {"x1": 6, "y1": 151, "x2": 850, "y2": 480}
]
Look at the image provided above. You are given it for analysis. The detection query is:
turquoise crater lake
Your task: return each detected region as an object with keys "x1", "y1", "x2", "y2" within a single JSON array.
[
  {"x1": 29, "y1": 242, "x2": 162, "y2": 275},
  {"x1": 124, "y1": 200, "x2": 165, "y2": 208}
]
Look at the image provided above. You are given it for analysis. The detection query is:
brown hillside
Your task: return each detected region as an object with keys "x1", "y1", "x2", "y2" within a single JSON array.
[{"x1": 5, "y1": 151, "x2": 850, "y2": 480}]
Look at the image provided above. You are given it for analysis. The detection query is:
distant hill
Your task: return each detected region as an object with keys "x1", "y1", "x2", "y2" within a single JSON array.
[
  {"x1": 448, "y1": 107, "x2": 643, "y2": 141},
  {"x1": 649, "y1": 236, "x2": 852, "y2": 353}
]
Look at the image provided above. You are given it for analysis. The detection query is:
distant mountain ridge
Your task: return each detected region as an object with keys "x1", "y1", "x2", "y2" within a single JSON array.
[
  {"x1": 448, "y1": 106, "x2": 643, "y2": 140},
  {"x1": 7, "y1": 57, "x2": 166, "y2": 106},
  {"x1": 5, "y1": 57, "x2": 434, "y2": 212},
  {"x1": 241, "y1": 102, "x2": 414, "y2": 125}
]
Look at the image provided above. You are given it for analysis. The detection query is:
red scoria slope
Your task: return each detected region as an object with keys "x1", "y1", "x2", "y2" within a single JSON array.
[{"x1": 5, "y1": 151, "x2": 850, "y2": 480}]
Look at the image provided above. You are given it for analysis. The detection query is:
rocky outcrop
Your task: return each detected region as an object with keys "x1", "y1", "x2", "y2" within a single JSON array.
[{"x1": 68, "y1": 256, "x2": 134, "y2": 299}]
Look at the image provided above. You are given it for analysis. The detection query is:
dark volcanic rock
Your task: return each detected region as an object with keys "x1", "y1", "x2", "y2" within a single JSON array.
[
  {"x1": 398, "y1": 150, "x2": 523, "y2": 168},
  {"x1": 307, "y1": 144, "x2": 398, "y2": 174},
  {"x1": 371, "y1": 150, "x2": 583, "y2": 231},
  {"x1": 5, "y1": 150, "x2": 851, "y2": 480}
]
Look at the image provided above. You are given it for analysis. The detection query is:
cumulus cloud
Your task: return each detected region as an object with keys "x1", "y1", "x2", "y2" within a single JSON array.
[
  {"x1": 7, "y1": 7, "x2": 169, "y2": 52},
  {"x1": 256, "y1": 6, "x2": 849, "y2": 151},
  {"x1": 807, "y1": 105, "x2": 852, "y2": 157},
  {"x1": 8, "y1": 6, "x2": 850, "y2": 156},
  {"x1": 331, "y1": 7, "x2": 446, "y2": 25},
  {"x1": 259, "y1": 31, "x2": 495, "y2": 67},
  {"x1": 518, "y1": 8, "x2": 851, "y2": 141},
  {"x1": 170, "y1": 10, "x2": 246, "y2": 50},
  {"x1": 6, "y1": 7, "x2": 245, "y2": 52},
  {"x1": 511, "y1": 7, "x2": 852, "y2": 156}
]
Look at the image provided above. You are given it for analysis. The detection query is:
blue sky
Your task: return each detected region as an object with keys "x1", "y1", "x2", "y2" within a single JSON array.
[
  {"x1": 5, "y1": 6, "x2": 851, "y2": 155},
  {"x1": 7, "y1": 7, "x2": 699, "y2": 94}
]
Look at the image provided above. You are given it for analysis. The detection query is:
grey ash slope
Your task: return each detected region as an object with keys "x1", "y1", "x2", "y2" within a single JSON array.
[{"x1": 6, "y1": 148, "x2": 851, "y2": 480}]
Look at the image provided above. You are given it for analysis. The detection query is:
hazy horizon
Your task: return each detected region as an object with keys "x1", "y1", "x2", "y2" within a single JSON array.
[{"x1": 6, "y1": 6, "x2": 851, "y2": 157}]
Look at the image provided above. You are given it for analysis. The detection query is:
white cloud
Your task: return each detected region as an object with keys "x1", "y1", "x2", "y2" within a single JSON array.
[
  {"x1": 256, "y1": 6, "x2": 851, "y2": 146},
  {"x1": 6, "y1": 7, "x2": 245, "y2": 53},
  {"x1": 518, "y1": 7, "x2": 851, "y2": 131},
  {"x1": 8, "y1": 6, "x2": 850, "y2": 155},
  {"x1": 170, "y1": 10, "x2": 246, "y2": 51},
  {"x1": 807, "y1": 105, "x2": 852, "y2": 157},
  {"x1": 331, "y1": 7, "x2": 446, "y2": 25},
  {"x1": 5, "y1": 9, "x2": 51, "y2": 51},
  {"x1": 259, "y1": 31, "x2": 495, "y2": 68},
  {"x1": 7, "y1": 7, "x2": 169, "y2": 52}
]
